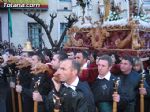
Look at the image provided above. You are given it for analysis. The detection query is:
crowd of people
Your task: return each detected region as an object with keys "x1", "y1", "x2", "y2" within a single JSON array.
[
  {"x1": 0, "y1": 47, "x2": 150, "y2": 112},
  {"x1": 0, "y1": 40, "x2": 23, "y2": 55}
]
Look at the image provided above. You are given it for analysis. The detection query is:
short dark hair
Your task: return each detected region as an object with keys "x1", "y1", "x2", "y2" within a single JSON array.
[
  {"x1": 99, "y1": 55, "x2": 113, "y2": 66},
  {"x1": 56, "y1": 51, "x2": 68, "y2": 61},
  {"x1": 133, "y1": 56, "x2": 141, "y2": 65},
  {"x1": 5, "y1": 49, "x2": 15, "y2": 56},
  {"x1": 89, "y1": 51, "x2": 97, "y2": 60},
  {"x1": 42, "y1": 49, "x2": 52, "y2": 60},
  {"x1": 22, "y1": 52, "x2": 34, "y2": 57},
  {"x1": 121, "y1": 55, "x2": 133, "y2": 65},
  {"x1": 71, "y1": 60, "x2": 81, "y2": 74},
  {"x1": 34, "y1": 52, "x2": 45, "y2": 63},
  {"x1": 76, "y1": 51, "x2": 88, "y2": 60}
]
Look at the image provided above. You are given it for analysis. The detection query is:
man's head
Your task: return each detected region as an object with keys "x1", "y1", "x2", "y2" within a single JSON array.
[
  {"x1": 54, "y1": 59, "x2": 80, "y2": 84},
  {"x1": 120, "y1": 55, "x2": 133, "y2": 75},
  {"x1": 50, "y1": 51, "x2": 68, "y2": 70},
  {"x1": 75, "y1": 51, "x2": 88, "y2": 66},
  {"x1": 30, "y1": 53, "x2": 45, "y2": 66},
  {"x1": 133, "y1": 57, "x2": 143, "y2": 72},
  {"x1": 42, "y1": 49, "x2": 52, "y2": 62},
  {"x1": 2, "y1": 49, "x2": 15, "y2": 63},
  {"x1": 21, "y1": 52, "x2": 34, "y2": 60},
  {"x1": 97, "y1": 55, "x2": 112, "y2": 77},
  {"x1": 89, "y1": 51, "x2": 97, "y2": 63},
  {"x1": 67, "y1": 51, "x2": 76, "y2": 59},
  {"x1": 5, "y1": 49, "x2": 15, "y2": 56}
]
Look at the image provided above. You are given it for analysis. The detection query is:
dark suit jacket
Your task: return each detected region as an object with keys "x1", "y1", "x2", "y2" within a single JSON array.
[{"x1": 43, "y1": 80, "x2": 96, "y2": 112}]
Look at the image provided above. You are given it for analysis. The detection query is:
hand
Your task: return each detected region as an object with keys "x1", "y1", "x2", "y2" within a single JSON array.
[
  {"x1": 16, "y1": 85, "x2": 22, "y2": 93},
  {"x1": 112, "y1": 93, "x2": 120, "y2": 102},
  {"x1": 52, "y1": 76, "x2": 61, "y2": 92},
  {"x1": 10, "y1": 81, "x2": 15, "y2": 88},
  {"x1": 33, "y1": 92, "x2": 43, "y2": 102},
  {"x1": 139, "y1": 88, "x2": 147, "y2": 95}
]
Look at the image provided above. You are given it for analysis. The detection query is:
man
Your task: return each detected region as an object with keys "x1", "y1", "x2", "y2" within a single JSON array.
[
  {"x1": 16, "y1": 53, "x2": 53, "y2": 112},
  {"x1": 67, "y1": 51, "x2": 76, "y2": 59},
  {"x1": 75, "y1": 51, "x2": 89, "y2": 70},
  {"x1": 15, "y1": 51, "x2": 67, "y2": 112},
  {"x1": 33, "y1": 59, "x2": 96, "y2": 112},
  {"x1": 75, "y1": 51, "x2": 98, "y2": 83},
  {"x1": 15, "y1": 52, "x2": 35, "y2": 112},
  {"x1": 50, "y1": 51, "x2": 68, "y2": 70},
  {"x1": 91, "y1": 55, "x2": 120, "y2": 112},
  {"x1": 132, "y1": 56, "x2": 150, "y2": 112},
  {"x1": 119, "y1": 55, "x2": 150, "y2": 112},
  {"x1": 1, "y1": 49, "x2": 17, "y2": 112},
  {"x1": 0, "y1": 54, "x2": 9, "y2": 112},
  {"x1": 45, "y1": 51, "x2": 68, "y2": 79}
]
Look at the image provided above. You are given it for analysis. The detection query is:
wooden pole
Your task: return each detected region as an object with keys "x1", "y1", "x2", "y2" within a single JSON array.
[
  {"x1": 33, "y1": 76, "x2": 42, "y2": 112},
  {"x1": 112, "y1": 91, "x2": 117, "y2": 112},
  {"x1": 18, "y1": 93, "x2": 22, "y2": 112},
  {"x1": 34, "y1": 99, "x2": 38, "y2": 112},
  {"x1": 9, "y1": 68, "x2": 16, "y2": 112},
  {"x1": 11, "y1": 87, "x2": 16, "y2": 112},
  {"x1": 112, "y1": 77, "x2": 120, "y2": 112},
  {"x1": 54, "y1": 109, "x2": 60, "y2": 112},
  {"x1": 140, "y1": 70, "x2": 145, "y2": 112},
  {"x1": 33, "y1": 82, "x2": 39, "y2": 112},
  {"x1": 140, "y1": 83, "x2": 144, "y2": 112},
  {"x1": 16, "y1": 72, "x2": 22, "y2": 112}
]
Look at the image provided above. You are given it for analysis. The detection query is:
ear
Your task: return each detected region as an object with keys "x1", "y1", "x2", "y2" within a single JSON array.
[
  {"x1": 72, "y1": 69, "x2": 78, "y2": 76},
  {"x1": 109, "y1": 66, "x2": 112, "y2": 71}
]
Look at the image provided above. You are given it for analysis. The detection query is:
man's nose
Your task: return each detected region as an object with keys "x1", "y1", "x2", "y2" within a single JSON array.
[{"x1": 98, "y1": 66, "x2": 102, "y2": 70}]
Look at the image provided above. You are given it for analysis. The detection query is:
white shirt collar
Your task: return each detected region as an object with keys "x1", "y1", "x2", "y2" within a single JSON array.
[
  {"x1": 63, "y1": 77, "x2": 79, "y2": 91},
  {"x1": 97, "y1": 71, "x2": 111, "y2": 81},
  {"x1": 81, "y1": 62, "x2": 88, "y2": 69}
]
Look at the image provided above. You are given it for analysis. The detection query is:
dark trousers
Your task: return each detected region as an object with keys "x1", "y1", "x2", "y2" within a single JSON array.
[
  {"x1": 144, "y1": 98, "x2": 150, "y2": 112},
  {"x1": 118, "y1": 102, "x2": 135, "y2": 112},
  {"x1": 0, "y1": 82, "x2": 10, "y2": 112},
  {"x1": 22, "y1": 94, "x2": 33, "y2": 112}
]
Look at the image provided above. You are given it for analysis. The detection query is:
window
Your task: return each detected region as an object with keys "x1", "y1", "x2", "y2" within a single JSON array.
[
  {"x1": 28, "y1": 23, "x2": 42, "y2": 49},
  {"x1": 64, "y1": 7, "x2": 68, "y2": 10},
  {"x1": 143, "y1": 0, "x2": 150, "y2": 2},
  {"x1": 60, "y1": 23, "x2": 68, "y2": 46},
  {"x1": 59, "y1": 0, "x2": 71, "y2": 2}
]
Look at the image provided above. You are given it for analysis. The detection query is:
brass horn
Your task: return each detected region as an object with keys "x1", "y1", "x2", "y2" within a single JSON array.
[{"x1": 22, "y1": 40, "x2": 33, "y2": 52}]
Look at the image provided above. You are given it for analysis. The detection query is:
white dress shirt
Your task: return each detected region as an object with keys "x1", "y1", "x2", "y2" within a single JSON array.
[
  {"x1": 63, "y1": 77, "x2": 79, "y2": 91},
  {"x1": 97, "y1": 71, "x2": 111, "y2": 81}
]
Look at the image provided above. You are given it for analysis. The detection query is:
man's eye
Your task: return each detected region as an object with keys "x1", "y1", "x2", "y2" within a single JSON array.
[{"x1": 60, "y1": 68, "x2": 65, "y2": 70}]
